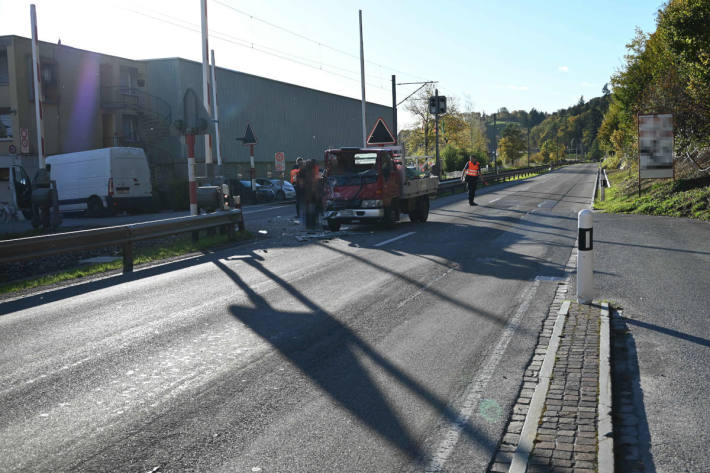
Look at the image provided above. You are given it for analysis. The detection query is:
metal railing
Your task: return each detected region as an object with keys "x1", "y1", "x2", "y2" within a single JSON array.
[
  {"x1": 437, "y1": 165, "x2": 551, "y2": 195},
  {"x1": 0, "y1": 210, "x2": 244, "y2": 275}
]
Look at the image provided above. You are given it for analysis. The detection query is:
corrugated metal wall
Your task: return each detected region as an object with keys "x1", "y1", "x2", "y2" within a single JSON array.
[{"x1": 145, "y1": 58, "x2": 393, "y2": 180}]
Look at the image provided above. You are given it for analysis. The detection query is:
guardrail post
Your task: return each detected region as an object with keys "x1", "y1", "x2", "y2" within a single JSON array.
[
  {"x1": 123, "y1": 241, "x2": 133, "y2": 274},
  {"x1": 577, "y1": 209, "x2": 594, "y2": 304}
]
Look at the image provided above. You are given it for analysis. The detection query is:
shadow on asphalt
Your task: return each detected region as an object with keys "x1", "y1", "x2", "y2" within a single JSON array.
[
  {"x1": 611, "y1": 308, "x2": 657, "y2": 473},
  {"x1": 217, "y1": 254, "x2": 498, "y2": 465},
  {"x1": 624, "y1": 317, "x2": 710, "y2": 348}
]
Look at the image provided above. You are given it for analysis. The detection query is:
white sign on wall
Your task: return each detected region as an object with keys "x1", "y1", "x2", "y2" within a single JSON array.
[{"x1": 639, "y1": 114, "x2": 674, "y2": 179}]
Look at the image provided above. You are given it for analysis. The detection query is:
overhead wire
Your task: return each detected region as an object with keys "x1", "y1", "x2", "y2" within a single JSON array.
[{"x1": 118, "y1": 6, "x2": 390, "y2": 91}]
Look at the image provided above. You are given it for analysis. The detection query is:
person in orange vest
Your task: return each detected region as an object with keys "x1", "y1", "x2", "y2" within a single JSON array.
[
  {"x1": 290, "y1": 157, "x2": 304, "y2": 218},
  {"x1": 461, "y1": 157, "x2": 486, "y2": 206}
]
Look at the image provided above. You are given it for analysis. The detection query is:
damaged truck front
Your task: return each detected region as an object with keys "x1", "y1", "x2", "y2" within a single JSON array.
[{"x1": 322, "y1": 147, "x2": 438, "y2": 232}]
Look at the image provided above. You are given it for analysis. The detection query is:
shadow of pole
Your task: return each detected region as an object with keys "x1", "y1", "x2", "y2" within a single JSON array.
[{"x1": 213, "y1": 256, "x2": 498, "y2": 464}]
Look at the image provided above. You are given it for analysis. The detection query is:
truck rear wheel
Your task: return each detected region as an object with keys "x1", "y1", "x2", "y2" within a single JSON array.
[{"x1": 417, "y1": 195, "x2": 430, "y2": 222}]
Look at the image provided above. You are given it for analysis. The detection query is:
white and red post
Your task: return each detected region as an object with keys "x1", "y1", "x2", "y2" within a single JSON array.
[
  {"x1": 210, "y1": 49, "x2": 222, "y2": 170},
  {"x1": 186, "y1": 134, "x2": 198, "y2": 215},
  {"x1": 200, "y1": 0, "x2": 213, "y2": 174},
  {"x1": 30, "y1": 4, "x2": 45, "y2": 169}
]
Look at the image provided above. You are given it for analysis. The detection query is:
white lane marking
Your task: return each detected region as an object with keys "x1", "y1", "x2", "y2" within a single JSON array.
[
  {"x1": 396, "y1": 267, "x2": 455, "y2": 309},
  {"x1": 425, "y1": 279, "x2": 541, "y2": 473},
  {"x1": 374, "y1": 231, "x2": 416, "y2": 247},
  {"x1": 489, "y1": 196, "x2": 503, "y2": 203}
]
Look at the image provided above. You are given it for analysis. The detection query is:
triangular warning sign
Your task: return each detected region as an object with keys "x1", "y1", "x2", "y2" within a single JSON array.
[
  {"x1": 367, "y1": 118, "x2": 396, "y2": 145},
  {"x1": 239, "y1": 124, "x2": 257, "y2": 146}
]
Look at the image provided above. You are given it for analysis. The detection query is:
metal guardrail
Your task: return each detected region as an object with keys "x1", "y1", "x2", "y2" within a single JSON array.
[
  {"x1": 437, "y1": 165, "x2": 552, "y2": 195},
  {"x1": 0, "y1": 210, "x2": 244, "y2": 274}
]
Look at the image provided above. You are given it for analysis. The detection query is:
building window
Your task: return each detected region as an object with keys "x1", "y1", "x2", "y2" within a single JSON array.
[
  {"x1": 122, "y1": 115, "x2": 138, "y2": 142},
  {"x1": 0, "y1": 48, "x2": 8, "y2": 85},
  {"x1": 26, "y1": 57, "x2": 59, "y2": 103},
  {"x1": 0, "y1": 110, "x2": 13, "y2": 141}
]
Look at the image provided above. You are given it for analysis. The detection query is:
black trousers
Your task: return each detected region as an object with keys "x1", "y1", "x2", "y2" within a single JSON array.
[
  {"x1": 294, "y1": 187, "x2": 302, "y2": 216},
  {"x1": 466, "y1": 176, "x2": 479, "y2": 203}
]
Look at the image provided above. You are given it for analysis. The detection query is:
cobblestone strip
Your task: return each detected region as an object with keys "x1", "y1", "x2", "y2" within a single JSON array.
[
  {"x1": 526, "y1": 302, "x2": 600, "y2": 473},
  {"x1": 487, "y1": 281, "x2": 569, "y2": 473}
]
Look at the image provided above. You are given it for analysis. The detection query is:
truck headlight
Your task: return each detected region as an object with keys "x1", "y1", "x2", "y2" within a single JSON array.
[{"x1": 361, "y1": 200, "x2": 383, "y2": 208}]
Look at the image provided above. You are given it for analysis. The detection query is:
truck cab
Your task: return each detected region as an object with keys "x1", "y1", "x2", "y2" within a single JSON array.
[
  {"x1": 323, "y1": 147, "x2": 437, "y2": 231},
  {"x1": 0, "y1": 156, "x2": 33, "y2": 220}
]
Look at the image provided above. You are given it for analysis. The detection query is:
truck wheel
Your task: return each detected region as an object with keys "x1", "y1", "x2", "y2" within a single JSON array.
[
  {"x1": 383, "y1": 201, "x2": 399, "y2": 228},
  {"x1": 327, "y1": 219, "x2": 341, "y2": 232},
  {"x1": 87, "y1": 196, "x2": 103, "y2": 217},
  {"x1": 408, "y1": 206, "x2": 421, "y2": 223},
  {"x1": 418, "y1": 195, "x2": 430, "y2": 222}
]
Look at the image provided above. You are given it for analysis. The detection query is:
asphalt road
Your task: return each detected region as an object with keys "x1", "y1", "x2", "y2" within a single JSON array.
[
  {"x1": 593, "y1": 213, "x2": 710, "y2": 473},
  {"x1": 0, "y1": 164, "x2": 597, "y2": 472}
]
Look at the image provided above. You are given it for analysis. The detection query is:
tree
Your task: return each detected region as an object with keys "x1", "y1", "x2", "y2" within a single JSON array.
[
  {"x1": 404, "y1": 84, "x2": 436, "y2": 155},
  {"x1": 498, "y1": 124, "x2": 526, "y2": 166}
]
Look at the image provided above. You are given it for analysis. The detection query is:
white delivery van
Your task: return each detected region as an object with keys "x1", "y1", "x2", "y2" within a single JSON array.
[{"x1": 46, "y1": 147, "x2": 152, "y2": 216}]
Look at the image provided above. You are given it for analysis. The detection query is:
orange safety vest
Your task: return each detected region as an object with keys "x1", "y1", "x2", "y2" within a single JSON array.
[
  {"x1": 290, "y1": 168, "x2": 300, "y2": 184},
  {"x1": 466, "y1": 161, "x2": 480, "y2": 177}
]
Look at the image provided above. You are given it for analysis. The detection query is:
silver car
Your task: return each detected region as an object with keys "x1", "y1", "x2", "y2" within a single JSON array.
[{"x1": 256, "y1": 179, "x2": 297, "y2": 201}]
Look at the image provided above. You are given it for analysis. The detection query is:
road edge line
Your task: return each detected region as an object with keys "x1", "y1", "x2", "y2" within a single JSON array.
[
  {"x1": 598, "y1": 301, "x2": 614, "y2": 473},
  {"x1": 508, "y1": 300, "x2": 570, "y2": 473}
]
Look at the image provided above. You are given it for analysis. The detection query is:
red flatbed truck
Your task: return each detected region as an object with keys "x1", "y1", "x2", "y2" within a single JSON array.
[{"x1": 322, "y1": 147, "x2": 439, "y2": 231}]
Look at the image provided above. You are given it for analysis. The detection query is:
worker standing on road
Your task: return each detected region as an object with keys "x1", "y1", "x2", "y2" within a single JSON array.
[
  {"x1": 300, "y1": 159, "x2": 321, "y2": 230},
  {"x1": 461, "y1": 157, "x2": 485, "y2": 206},
  {"x1": 290, "y1": 157, "x2": 304, "y2": 218}
]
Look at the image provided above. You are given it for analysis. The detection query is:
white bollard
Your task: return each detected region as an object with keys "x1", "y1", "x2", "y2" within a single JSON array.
[{"x1": 577, "y1": 209, "x2": 594, "y2": 304}]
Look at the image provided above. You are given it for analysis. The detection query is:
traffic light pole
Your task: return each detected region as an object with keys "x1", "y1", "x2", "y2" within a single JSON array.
[{"x1": 435, "y1": 88, "x2": 440, "y2": 176}]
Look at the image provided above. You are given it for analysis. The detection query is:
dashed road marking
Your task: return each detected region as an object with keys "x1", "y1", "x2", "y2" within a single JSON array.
[{"x1": 374, "y1": 231, "x2": 416, "y2": 247}]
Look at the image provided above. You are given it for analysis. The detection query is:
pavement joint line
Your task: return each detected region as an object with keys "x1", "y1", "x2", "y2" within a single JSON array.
[
  {"x1": 374, "y1": 231, "x2": 416, "y2": 247},
  {"x1": 598, "y1": 301, "x2": 614, "y2": 473},
  {"x1": 508, "y1": 300, "x2": 570, "y2": 473},
  {"x1": 425, "y1": 279, "x2": 541, "y2": 473}
]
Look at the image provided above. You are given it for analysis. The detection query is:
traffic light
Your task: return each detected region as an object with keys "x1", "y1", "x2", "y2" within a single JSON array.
[
  {"x1": 429, "y1": 96, "x2": 437, "y2": 114},
  {"x1": 438, "y1": 96, "x2": 447, "y2": 114},
  {"x1": 428, "y1": 96, "x2": 447, "y2": 115}
]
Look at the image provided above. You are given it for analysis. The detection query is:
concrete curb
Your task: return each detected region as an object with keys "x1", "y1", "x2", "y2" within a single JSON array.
[
  {"x1": 509, "y1": 300, "x2": 571, "y2": 473},
  {"x1": 598, "y1": 302, "x2": 614, "y2": 472}
]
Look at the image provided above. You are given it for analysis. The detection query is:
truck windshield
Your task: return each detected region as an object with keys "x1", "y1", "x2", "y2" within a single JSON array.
[{"x1": 326, "y1": 151, "x2": 378, "y2": 186}]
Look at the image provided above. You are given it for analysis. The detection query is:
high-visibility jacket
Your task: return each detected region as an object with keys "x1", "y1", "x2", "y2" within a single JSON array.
[
  {"x1": 290, "y1": 168, "x2": 300, "y2": 184},
  {"x1": 465, "y1": 161, "x2": 480, "y2": 177}
]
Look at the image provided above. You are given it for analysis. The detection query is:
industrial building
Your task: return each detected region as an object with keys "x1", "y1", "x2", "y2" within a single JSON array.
[{"x1": 1, "y1": 35, "x2": 393, "y2": 209}]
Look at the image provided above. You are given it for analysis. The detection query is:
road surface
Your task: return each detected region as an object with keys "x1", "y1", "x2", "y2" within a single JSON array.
[{"x1": 0, "y1": 164, "x2": 597, "y2": 472}]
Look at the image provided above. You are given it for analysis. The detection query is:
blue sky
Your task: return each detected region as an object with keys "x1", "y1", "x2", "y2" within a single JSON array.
[{"x1": 1, "y1": 0, "x2": 661, "y2": 127}]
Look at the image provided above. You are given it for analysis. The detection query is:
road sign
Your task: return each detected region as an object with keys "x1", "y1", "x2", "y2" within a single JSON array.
[
  {"x1": 8, "y1": 144, "x2": 16, "y2": 154},
  {"x1": 366, "y1": 117, "x2": 396, "y2": 146},
  {"x1": 238, "y1": 124, "x2": 257, "y2": 146},
  {"x1": 20, "y1": 128, "x2": 29, "y2": 154},
  {"x1": 274, "y1": 151, "x2": 285, "y2": 172},
  {"x1": 639, "y1": 114, "x2": 673, "y2": 179}
]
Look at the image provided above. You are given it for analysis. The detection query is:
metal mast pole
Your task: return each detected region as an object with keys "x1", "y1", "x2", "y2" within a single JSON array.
[
  {"x1": 200, "y1": 0, "x2": 213, "y2": 176},
  {"x1": 435, "y1": 88, "x2": 440, "y2": 175},
  {"x1": 359, "y1": 10, "x2": 367, "y2": 147},
  {"x1": 30, "y1": 4, "x2": 45, "y2": 169},
  {"x1": 391, "y1": 75, "x2": 397, "y2": 144},
  {"x1": 493, "y1": 113, "x2": 498, "y2": 174},
  {"x1": 210, "y1": 50, "x2": 222, "y2": 175}
]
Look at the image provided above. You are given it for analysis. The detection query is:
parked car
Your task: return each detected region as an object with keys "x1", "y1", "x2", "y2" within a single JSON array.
[
  {"x1": 226, "y1": 179, "x2": 275, "y2": 204},
  {"x1": 255, "y1": 179, "x2": 296, "y2": 201}
]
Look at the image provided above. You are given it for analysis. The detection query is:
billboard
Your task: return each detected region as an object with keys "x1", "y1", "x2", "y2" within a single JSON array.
[{"x1": 639, "y1": 114, "x2": 674, "y2": 179}]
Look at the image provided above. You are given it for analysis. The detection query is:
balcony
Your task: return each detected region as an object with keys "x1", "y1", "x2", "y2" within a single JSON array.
[{"x1": 100, "y1": 86, "x2": 171, "y2": 123}]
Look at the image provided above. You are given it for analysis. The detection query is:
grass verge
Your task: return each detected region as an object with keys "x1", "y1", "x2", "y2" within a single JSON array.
[
  {"x1": 595, "y1": 169, "x2": 710, "y2": 221},
  {"x1": 0, "y1": 230, "x2": 252, "y2": 295}
]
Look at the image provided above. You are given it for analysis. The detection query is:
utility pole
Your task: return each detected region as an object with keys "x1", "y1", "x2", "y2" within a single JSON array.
[
  {"x1": 391, "y1": 75, "x2": 397, "y2": 144},
  {"x1": 30, "y1": 4, "x2": 45, "y2": 169},
  {"x1": 210, "y1": 50, "x2": 222, "y2": 177},
  {"x1": 200, "y1": 0, "x2": 213, "y2": 178},
  {"x1": 527, "y1": 126, "x2": 530, "y2": 167},
  {"x1": 435, "y1": 88, "x2": 440, "y2": 175},
  {"x1": 493, "y1": 113, "x2": 498, "y2": 174},
  {"x1": 359, "y1": 10, "x2": 367, "y2": 147}
]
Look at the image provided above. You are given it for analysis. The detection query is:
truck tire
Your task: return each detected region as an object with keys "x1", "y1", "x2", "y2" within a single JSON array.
[
  {"x1": 327, "y1": 219, "x2": 341, "y2": 232},
  {"x1": 87, "y1": 196, "x2": 104, "y2": 217},
  {"x1": 383, "y1": 200, "x2": 399, "y2": 228},
  {"x1": 408, "y1": 207, "x2": 420, "y2": 223},
  {"x1": 418, "y1": 195, "x2": 430, "y2": 222}
]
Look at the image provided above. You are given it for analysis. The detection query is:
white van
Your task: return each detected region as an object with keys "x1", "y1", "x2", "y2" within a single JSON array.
[{"x1": 47, "y1": 147, "x2": 152, "y2": 216}]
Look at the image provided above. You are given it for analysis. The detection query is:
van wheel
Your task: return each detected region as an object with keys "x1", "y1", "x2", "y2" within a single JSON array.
[{"x1": 87, "y1": 196, "x2": 104, "y2": 217}]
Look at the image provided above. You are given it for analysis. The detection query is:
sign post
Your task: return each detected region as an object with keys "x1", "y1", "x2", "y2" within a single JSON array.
[
  {"x1": 638, "y1": 113, "x2": 674, "y2": 196},
  {"x1": 237, "y1": 124, "x2": 257, "y2": 191}
]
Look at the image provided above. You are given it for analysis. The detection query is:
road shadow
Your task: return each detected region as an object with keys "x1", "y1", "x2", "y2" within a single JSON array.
[
  {"x1": 610, "y1": 307, "x2": 656, "y2": 473},
  {"x1": 215, "y1": 255, "x2": 498, "y2": 464}
]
